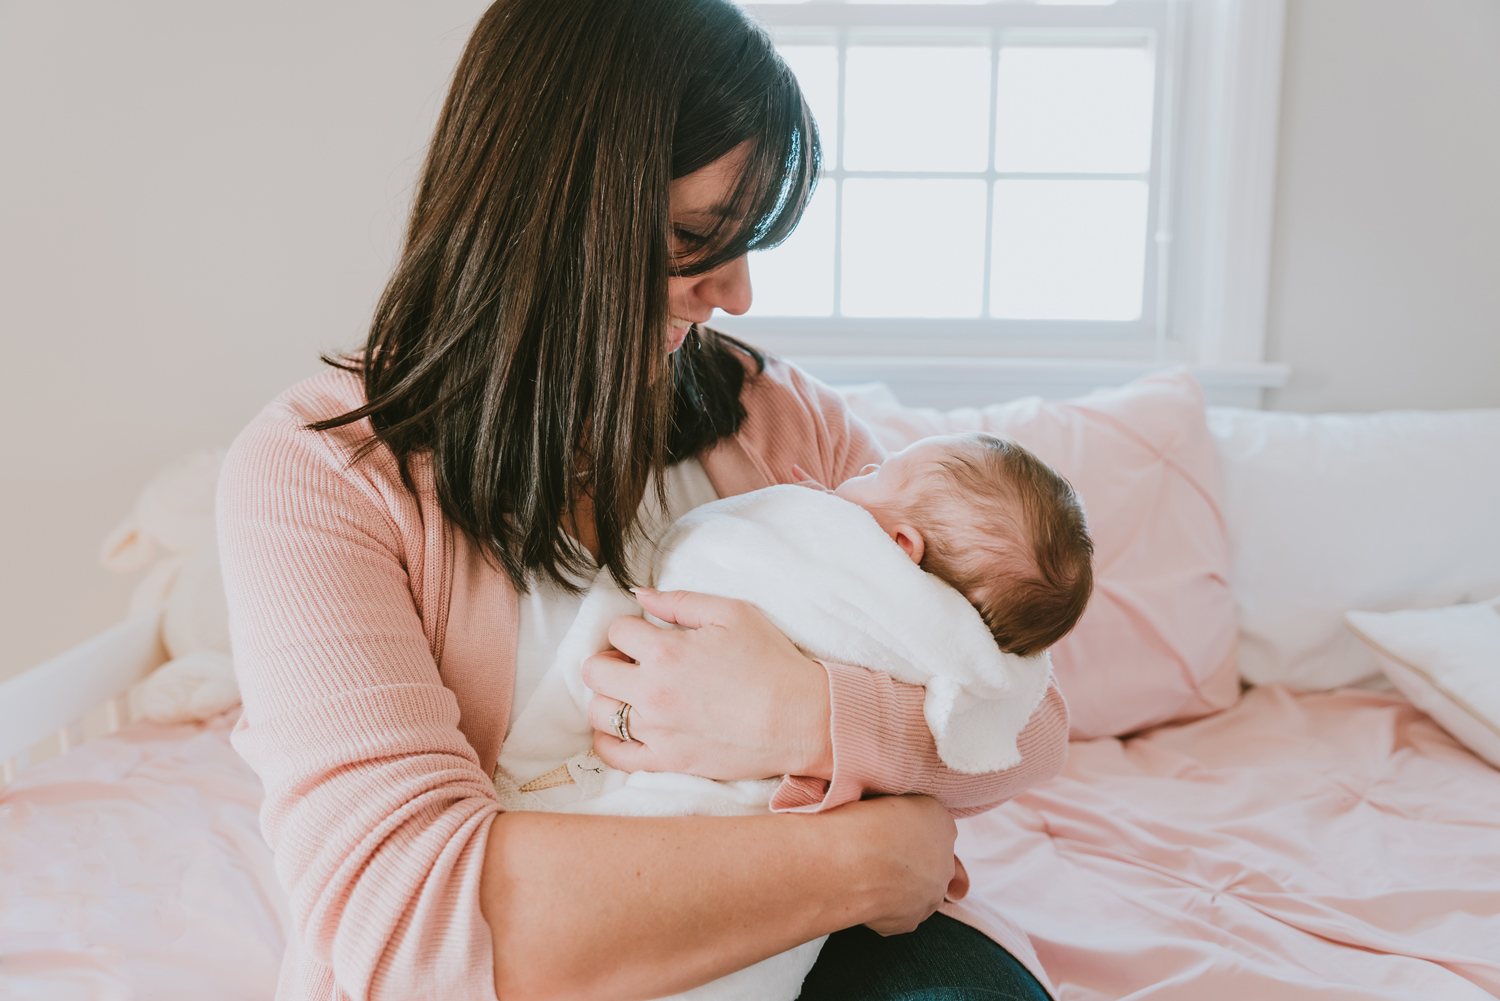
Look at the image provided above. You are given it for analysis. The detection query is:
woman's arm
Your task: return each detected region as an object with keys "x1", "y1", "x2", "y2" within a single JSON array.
[
  {"x1": 481, "y1": 796, "x2": 964, "y2": 1001},
  {"x1": 585, "y1": 588, "x2": 1069, "y2": 816},
  {"x1": 222, "y1": 388, "x2": 962, "y2": 1001}
]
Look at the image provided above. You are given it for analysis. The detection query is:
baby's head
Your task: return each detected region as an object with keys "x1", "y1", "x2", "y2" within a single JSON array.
[{"x1": 834, "y1": 433, "x2": 1093, "y2": 657}]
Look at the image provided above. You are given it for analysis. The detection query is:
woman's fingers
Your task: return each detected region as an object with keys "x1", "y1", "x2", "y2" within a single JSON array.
[
  {"x1": 591, "y1": 729, "x2": 660, "y2": 771},
  {"x1": 852, "y1": 796, "x2": 959, "y2": 936},
  {"x1": 585, "y1": 692, "x2": 628, "y2": 737},
  {"x1": 586, "y1": 694, "x2": 665, "y2": 771},
  {"x1": 947, "y1": 856, "x2": 970, "y2": 901},
  {"x1": 630, "y1": 588, "x2": 735, "y2": 630},
  {"x1": 580, "y1": 647, "x2": 650, "y2": 706},
  {"x1": 601, "y1": 614, "x2": 672, "y2": 668},
  {"x1": 583, "y1": 591, "x2": 831, "y2": 781}
]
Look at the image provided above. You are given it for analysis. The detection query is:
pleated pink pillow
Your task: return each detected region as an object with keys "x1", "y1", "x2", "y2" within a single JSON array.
[{"x1": 843, "y1": 369, "x2": 1240, "y2": 739}]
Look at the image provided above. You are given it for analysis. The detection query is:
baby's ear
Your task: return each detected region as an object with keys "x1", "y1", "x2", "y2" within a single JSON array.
[{"x1": 891, "y1": 524, "x2": 925, "y2": 566}]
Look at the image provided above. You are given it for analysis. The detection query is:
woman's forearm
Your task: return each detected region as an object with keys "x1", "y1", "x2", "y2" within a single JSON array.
[
  {"x1": 481, "y1": 811, "x2": 862, "y2": 1001},
  {"x1": 481, "y1": 798, "x2": 958, "y2": 1001}
]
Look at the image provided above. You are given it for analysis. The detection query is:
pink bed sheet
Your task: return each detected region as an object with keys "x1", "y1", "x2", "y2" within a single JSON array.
[
  {"x1": 960, "y1": 685, "x2": 1500, "y2": 1000},
  {"x1": 0, "y1": 712, "x2": 284, "y2": 1000},
  {"x1": 4, "y1": 689, "x2": 1498, "y2": 1000}
]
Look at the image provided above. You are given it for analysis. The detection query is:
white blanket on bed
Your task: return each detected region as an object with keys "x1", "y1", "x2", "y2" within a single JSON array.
[{"x1": 493, "y1": 485, "x2": 1051, "y2": 1001}]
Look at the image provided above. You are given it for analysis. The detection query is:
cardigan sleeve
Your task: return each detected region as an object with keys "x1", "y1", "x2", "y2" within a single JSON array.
[
  {"x1": 724, "y1": 355, "x2": 1071, "y2": 816},
  {"x1": 770, "y1": 673, "x2": 1069, "y2": 817},
  {"x1": 712, "y1": 354, "x2": 889, "y2": 494},
  {"x1": 219, "y1": 402, "x2": 501, "y2": 1001}
]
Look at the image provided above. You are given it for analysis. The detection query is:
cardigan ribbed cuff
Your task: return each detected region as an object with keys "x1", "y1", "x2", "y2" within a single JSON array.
[
  {"x1": 769, "y1": 667, "x2": 1071, "y2": 817},
  {"x1": 769, "y1": 659, "x2": 933, "y2": 813}
]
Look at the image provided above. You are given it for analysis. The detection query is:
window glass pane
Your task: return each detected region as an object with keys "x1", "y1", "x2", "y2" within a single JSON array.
[
  {"x1": 745, "y1": 179, "x2": 836, "y2": 317},
  {"x1": 844, "y1": 46, "x2": 990, "y2": 171},
  {"x1": 990, "y1": 179, "x2": 1148, "y2": 321},
  {"x1": 842, "y1": 179, "x2": 986, "y2": 318},
  {"x1": 994, "y1": 46, "x2": 1154, "y2": 174},
  {"x1": 777, "y1": 46, "x2": 839, "y2": 155}
]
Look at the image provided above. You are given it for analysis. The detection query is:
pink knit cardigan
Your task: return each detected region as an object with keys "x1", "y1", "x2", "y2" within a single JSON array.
[{"x1": 218, "y1": 359, "x2": 1068, "y2": 1001}]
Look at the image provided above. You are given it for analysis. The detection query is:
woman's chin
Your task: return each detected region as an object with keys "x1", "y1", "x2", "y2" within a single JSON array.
[{"x1": 666, "y1": 325, "x2": 692, "y2": 353}]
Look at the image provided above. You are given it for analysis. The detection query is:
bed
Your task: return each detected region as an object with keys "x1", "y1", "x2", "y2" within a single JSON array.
[{"x1": 4, "y1": 369, "x2": 1498, "y2": 1000}]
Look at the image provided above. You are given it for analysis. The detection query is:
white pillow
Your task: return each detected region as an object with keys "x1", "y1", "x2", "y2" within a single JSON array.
[
  {"x1": 1345, "y1": 600, "x2": 1500, "y2": 769},
  {"x1": 1208, "y1": 407, "x2": 1500, "y2": 689}
]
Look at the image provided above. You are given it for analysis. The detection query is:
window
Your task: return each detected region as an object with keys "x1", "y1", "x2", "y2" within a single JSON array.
[{"x1": 718, "y1": 0, "x2": 1290, "y2": 389}]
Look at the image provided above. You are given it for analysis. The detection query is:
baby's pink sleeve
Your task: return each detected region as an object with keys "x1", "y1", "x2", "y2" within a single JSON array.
[{"x1": 770, "y1": 666, "x2": 1069, "y2": 817}]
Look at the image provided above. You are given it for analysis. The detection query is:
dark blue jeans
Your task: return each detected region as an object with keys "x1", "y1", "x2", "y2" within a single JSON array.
[{"x1": 797, "y1": 913, "x2": 1051, "y2": 1001}]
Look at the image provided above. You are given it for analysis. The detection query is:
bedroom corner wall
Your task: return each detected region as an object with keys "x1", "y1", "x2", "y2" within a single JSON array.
[
  {"x1": 1263, "y1": 0, "x2": 1500, "y2": 412},
  {"x1": 0, "y1": 1, "x2": 489, "y2": 681}
]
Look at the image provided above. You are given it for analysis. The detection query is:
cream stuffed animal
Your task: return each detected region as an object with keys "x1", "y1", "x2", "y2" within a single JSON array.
[{"x1": 101, "y1": 448, "x2": 238, "y2": 724}]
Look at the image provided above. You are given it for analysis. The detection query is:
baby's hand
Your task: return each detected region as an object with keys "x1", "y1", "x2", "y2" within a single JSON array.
[{"x1": 789, "y1": 463, "x2": 832, "y2": 493}]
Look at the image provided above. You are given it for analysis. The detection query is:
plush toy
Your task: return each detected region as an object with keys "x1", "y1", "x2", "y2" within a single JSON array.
[{"x1": 101, "y1": 448, "x2": 239, "y2": 724}]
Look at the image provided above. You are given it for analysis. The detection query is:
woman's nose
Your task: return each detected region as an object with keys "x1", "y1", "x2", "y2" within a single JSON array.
[{"x1": 694, "y1": 254, "x2": 753, "y2": 316}]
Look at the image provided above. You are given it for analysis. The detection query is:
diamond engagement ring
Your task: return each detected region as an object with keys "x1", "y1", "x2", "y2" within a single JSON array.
[{"x1": 609, "y1": 703, "x2": 635, "y2": 743}]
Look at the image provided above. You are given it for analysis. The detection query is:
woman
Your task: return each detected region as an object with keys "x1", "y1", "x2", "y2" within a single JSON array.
[{"x1": 218, "y1": 1, "x2": 1069, "y2": 999}]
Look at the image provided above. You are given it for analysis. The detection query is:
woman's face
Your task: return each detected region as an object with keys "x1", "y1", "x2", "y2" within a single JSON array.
[{"x1": 666, "y1": 144, "x2": 755, "y2": 353}]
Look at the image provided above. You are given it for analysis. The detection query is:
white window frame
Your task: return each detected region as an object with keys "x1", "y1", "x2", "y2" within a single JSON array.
[{"x1": 717, "y1": 0, "x2": 1290, "y2": 406}]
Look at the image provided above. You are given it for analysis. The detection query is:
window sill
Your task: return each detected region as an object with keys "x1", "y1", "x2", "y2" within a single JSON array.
[{"x1": 785, "y1": 355, "x2": 1289, "y2": 409}]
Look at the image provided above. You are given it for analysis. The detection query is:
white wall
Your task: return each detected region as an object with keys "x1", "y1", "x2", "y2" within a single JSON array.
[
  {"x1": 2, "y1": 0, "x2": 1498, "y2": 681},
  {"x1": 0, "y1": 1, "x2": 488, "y2": 680},
  {"x1": 1264, "y1": 0, "x2": 1500, "y2": 412}
]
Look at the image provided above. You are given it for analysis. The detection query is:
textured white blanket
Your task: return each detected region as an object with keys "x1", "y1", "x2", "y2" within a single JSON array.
[{"x1": 494, "y1": 485, "x2": 1052, "y2": 1000}]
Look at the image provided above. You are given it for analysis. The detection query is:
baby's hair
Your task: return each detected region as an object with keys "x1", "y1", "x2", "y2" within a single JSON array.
[{"x1": 913, "y1": 433, "x2": 1093, "y2": 657}]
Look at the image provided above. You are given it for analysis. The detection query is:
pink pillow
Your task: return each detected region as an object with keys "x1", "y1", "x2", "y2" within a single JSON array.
[{"x1": 843, "y1": 369, "x2": 1240, "y2": 739}]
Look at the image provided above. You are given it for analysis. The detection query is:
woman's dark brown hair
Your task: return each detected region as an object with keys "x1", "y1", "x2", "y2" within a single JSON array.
[{"x1": 311, "y1": 0, "x2": 819, "y2": 592}]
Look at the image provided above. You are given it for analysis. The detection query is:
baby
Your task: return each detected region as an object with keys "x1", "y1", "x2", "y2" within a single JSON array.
[
  {"x1": 493, "y1": 431, "x2": 1092, "y2": 1001},
  {"x1": 802, "y1": 431, "x2": 1094, "y2": 658}
]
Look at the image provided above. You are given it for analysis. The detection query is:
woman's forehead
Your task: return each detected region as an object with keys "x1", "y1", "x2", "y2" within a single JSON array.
[{"x1": 670, "y1": 142, "x2": 755, "y2": 219}]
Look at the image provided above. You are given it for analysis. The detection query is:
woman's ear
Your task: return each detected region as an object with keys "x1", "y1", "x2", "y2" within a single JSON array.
[{"x1": 891, "y1": 524, "x2": 925, "y2": 566}]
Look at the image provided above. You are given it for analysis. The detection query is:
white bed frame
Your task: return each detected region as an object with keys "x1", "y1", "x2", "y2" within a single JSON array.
[{"x1": 0, "y1": 605, "x2": 167, "y2": 786}]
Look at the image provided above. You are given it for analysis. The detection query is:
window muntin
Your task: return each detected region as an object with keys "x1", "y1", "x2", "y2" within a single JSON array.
[{"x1": 730, "y1": 3, "x2": 1171, "y2": 354}]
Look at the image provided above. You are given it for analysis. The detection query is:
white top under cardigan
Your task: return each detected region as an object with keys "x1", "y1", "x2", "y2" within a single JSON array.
[{"x1": 509, "y1": 458, "x2": 720, "y2": 734}]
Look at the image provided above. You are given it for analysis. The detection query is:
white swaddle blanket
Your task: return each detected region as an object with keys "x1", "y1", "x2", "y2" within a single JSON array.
[{"x1": 494, "y1": 484, "x2": 1052, "y2": 1001}]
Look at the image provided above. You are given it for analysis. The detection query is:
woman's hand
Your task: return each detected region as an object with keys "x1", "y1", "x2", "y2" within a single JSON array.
[
  {"x1": 583, "y1": 588, "x2": 834, "y2": 781},
  {"x1": 829, "y1": 795, "x2": 968, "y2": 936}
]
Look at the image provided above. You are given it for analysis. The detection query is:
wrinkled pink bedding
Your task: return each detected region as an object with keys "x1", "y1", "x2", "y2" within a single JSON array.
[
  {"x1": 4, "y1": 690, "x2": 1499, "y2": 999},
  {"x1": 0, "y1": 712, "x2": 283, "y2": 1000},
  {"x1": 960, "y1": 685, "x2": 1500, "y2": 1000}
]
